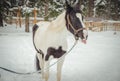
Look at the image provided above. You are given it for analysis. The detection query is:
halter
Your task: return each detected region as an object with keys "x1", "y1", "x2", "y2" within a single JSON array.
[{"x1": 66, "y1": 14, "x2": 86, "y2": 40}]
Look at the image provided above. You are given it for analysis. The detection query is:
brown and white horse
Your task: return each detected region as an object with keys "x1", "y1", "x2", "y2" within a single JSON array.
[{"x1": 33, "y1": 0, "x2": 88, "y2": 81}]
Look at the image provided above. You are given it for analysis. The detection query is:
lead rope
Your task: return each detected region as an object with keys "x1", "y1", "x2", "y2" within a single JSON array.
[{"x1": 0, "y1": 40, "x2": 78, "y2": 75}]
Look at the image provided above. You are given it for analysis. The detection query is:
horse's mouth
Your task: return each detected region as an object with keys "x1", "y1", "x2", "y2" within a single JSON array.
[
  {"x1": 78, "y1": 34, "x2": 87, "y2": 44},
  {"x1": 81, "y1": 39, "x2": 87, "y2": 44}
]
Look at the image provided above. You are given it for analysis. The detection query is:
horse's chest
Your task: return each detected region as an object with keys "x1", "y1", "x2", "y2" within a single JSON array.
[
  {"x1": 35, "y1": 31, "x2": 67, "y2": 55},
  {"x1": 44, "y1": 32, "x2": 67, "y2": 47}
]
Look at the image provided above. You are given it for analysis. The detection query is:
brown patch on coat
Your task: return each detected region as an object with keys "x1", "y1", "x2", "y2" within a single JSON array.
[{"x1": 45, "y1": 46, "x2": 66, "y2": 61}]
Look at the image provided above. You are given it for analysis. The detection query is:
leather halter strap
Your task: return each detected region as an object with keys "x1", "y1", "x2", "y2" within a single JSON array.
[{"x1": 66, "y1": 14, "x2": 86, "y2": 36}]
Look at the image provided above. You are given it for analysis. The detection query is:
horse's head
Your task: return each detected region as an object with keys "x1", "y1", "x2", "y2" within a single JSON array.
[{"x1": 65, "y1": 0, "x2": 88, "y2": 44}]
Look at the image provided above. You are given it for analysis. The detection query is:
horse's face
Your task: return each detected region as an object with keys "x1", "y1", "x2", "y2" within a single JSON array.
[
  {"x1": 74, "y1": 12, "x2": 88, "y2": 44},
  {"x1": 65, "y1": 0, "x2": 88, "y2": 44}
]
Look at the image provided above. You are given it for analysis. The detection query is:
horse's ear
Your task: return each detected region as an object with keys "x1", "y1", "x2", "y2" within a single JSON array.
[
  {"x1": 65, "y1": 0, "x2": 71, "y2": 9},
  {"x1": 73, "y1": 0, "x2": 80, "y2": 11},
  {"x1": 65, "y1": 0, "x2": 72, "y2": 13}
]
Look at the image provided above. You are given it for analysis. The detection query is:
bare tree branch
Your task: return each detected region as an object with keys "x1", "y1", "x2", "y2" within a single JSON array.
[{"x1": 95, "y1": 0, "x2": 104, "y2": 7}]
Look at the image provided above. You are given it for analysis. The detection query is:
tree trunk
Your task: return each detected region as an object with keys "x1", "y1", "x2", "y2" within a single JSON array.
[
  {"x1": 88, "y1": 0, "x2": 94, "y2": 17},
  {"x1": 33, "y1": 7, "x2": 37, "y2": 24},
  {"x1": 25, "y1": 15, "x2": 29, "y2": 32},
  {"x1": 106, "y1": 0, "x2": 111, "y2": 20},
  {"x1": 18, "y1": 7, "x2": 22, "y2": 27},
  {"x1": 44, "y1": 0, "x2": 49, "y2": 21},
  {"x1": 80, "y1": 0, "x2": 83, "y2": 6},
  {"x1": 0, "y1": 12, "x2": 3, "y2": 27},
  {"x1": 114, "y1": 0, "x2": 118, "y2": 20}
]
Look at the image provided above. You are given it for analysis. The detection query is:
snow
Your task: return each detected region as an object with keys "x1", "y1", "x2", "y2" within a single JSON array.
[{"x1": 0, "y1": 24, "x2": 120, "y2": 81}]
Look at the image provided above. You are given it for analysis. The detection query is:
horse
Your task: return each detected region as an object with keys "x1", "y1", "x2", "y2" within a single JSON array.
[{"x1": 32, "y1": 0, "x2": 88, "y2": 81}]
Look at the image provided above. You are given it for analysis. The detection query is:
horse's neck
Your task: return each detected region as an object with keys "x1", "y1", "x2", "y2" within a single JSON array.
[
  {"x1": 53, "y1": 11, "x2": 66, "y2": 26},
  {"x1": 48, "y1": 11, "x2": 66, "y2": 32}
]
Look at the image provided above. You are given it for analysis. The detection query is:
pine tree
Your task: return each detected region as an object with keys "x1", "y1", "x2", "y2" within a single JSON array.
[{"x1": 0, "y1": 0, "x2": 11, "y2": 27}]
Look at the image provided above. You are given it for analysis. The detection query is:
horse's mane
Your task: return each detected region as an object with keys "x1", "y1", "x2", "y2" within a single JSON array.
[{"x1": 47, "y1": 11, "x2": 66, "y2": 32}]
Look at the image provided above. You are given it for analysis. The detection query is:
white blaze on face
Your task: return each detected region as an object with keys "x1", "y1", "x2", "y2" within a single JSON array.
[
  {"x1": 76, "y1": 13, "x2": 88, "y2": 44},
  {"x1": 76, "y1": 13, "x2": 85, "y2": 28}
]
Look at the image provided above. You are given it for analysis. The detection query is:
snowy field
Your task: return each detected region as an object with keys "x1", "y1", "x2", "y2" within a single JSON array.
[{"x1": 0, "y1": 24, "x2": 120, "y2": 81}]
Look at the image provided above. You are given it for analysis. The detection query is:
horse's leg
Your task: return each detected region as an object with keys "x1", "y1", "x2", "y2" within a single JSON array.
[
  {"x1": 44, "y1": 61, "x2": 50, "y2": 81},
  {"x1": 36, "y1": 53, "x2": 44, "y2": 79},
  {"x1": 57, "y1": 56, "x2": 65, "y2": 81}
]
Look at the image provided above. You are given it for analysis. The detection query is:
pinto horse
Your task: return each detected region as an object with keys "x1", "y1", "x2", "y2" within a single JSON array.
[{"x1": 33, "y1": 1, "x2": 88, "y2": 81}]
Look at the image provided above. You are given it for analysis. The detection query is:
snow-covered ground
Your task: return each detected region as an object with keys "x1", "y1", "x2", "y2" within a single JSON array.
[{"x1": 0, "y1": 24, "x2": 120, "y2": 81}]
